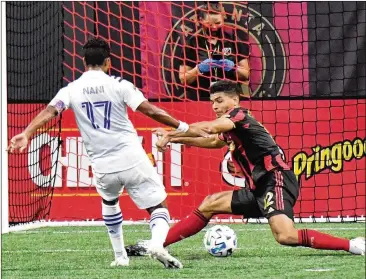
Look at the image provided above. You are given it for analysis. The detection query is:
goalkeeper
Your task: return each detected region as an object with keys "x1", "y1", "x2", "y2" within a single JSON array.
[
  {"x1": 127, "y1": 80, "x2": 365, "y2": 256},
  {"x1": 178, "y1": 2, "x2": 250, "y2": 100}
]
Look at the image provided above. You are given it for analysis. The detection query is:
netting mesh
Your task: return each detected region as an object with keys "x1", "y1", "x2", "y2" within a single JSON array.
[
  {"x1": 6, "y1": 2, "x2": 366, "y2": 223},
  {"x1": 6, "y1": 2, "x2": 63, "y2": 224}
]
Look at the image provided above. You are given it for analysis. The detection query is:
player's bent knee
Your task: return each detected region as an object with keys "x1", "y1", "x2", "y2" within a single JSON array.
[
  {"x1": 146, "y1": 202, "x2": 167, "y2": 215},
  {"x1": 102, "y1": 198, "x2": 119, "y2": 205},
  {"x1": 199, "y1": 195, "x2": 216, "y2": 212},
  {"x1": 199, "y1": 192, "x2": 230, "y2": 215},
  {"x1": 201, "y1": 195, "x2": 212, "y2": 204},
  {"x1": 273, "y1": 231, "x2": 298, "y2": 245},
  {"x1": 269, "y1": 214, "x2": 298, "y2": 246}
]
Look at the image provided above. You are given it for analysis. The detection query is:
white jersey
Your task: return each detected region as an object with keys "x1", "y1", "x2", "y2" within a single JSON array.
[{"x1": 49, "y1": 70, "x2": 148, "y2": 173}]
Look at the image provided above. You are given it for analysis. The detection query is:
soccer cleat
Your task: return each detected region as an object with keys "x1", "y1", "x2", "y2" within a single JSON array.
[
  {"x1": 125, "y1": 240, "x2": 150, "y2": 256},
  {"x1": 110, "y1": 256, "x2": 130, "y2": 267},
  {"x1": 147, "y1": 245, "x2": 183, "y2": 269},
  {"x1": 349, "y1": 237, "x2": 365, "y2": 255}
]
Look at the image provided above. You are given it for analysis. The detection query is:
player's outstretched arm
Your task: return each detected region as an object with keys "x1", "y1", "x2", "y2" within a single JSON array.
[
  {"x1": 153, "y1": 128, "x2": 225, "y2": 151},
  {"x1": 153, "y1": 118, "x2": 234, "y2": 151},
  {"x1": 7, "y1": 106, "x2": 58, "y2": 153},
  {"x1": 167, "y1": 117, "x2": 235, "y2": 139},
  {"x1": 136, "y1": 101, "x2": 208, "y2": 138},
  {"x1": 136, "y1": 101, "x2": 180, "y2": 128},
  {"x1": 170, "y1": 135, "x2": 226, "y2": 149}
]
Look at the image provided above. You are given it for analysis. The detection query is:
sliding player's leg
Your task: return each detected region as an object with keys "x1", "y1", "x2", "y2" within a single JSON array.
[
  {"x1": 126, "y1": 191, "x2": 234, "y2": 256},
  {"x1": 163, "y1": 186, "x2": 263, "y2": 247},
  {"x1": 125, "y1": 187, "x2": 263, "y2": 256},
  {"x1": 122, "y1": 157, "x2": 183, "y2": 268},
  {"x1": 163, "y1": 191, "x2": 233, "y2": 247},
  {"x1": 269, "y1": 214, "x2": 365, "y2": 255},
  {"x1": 94, "y1": 172, "x2": 129, "y2": 267},
  {"x1": 258, "y1": 170, "x2": 365, "y2": 255}
]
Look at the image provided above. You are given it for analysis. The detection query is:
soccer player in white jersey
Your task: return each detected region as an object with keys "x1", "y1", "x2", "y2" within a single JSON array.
[{"x1": 7, "y1": 37, "x2": 206, "y2": 269}]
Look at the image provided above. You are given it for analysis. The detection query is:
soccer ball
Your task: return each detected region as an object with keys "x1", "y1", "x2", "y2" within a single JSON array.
[{"x1": 203, "y1": 225, "x2": 237, "y2": 257}]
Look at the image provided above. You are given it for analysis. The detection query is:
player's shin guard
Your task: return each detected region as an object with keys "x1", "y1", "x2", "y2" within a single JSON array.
[
  {"x1": 297, "y1": 229, "x2": 350, "y2": 251},
  {"x1": 164, "y1": 209, "x2": 209, "y2": 247},
  {"x1": 149, "y1": 208, "x2": 170, "y2": 247},
  {"x1": 102, "y1": 202, "x2": 127, "y2": 259}
]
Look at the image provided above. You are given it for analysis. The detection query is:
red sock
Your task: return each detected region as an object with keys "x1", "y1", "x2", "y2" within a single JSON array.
[
  {"x1": 164, "y1": 209, "x2": 209, "y2": 247},
  {"x1": 298, "y1": 229, "x2": 350, "y2": 251}
]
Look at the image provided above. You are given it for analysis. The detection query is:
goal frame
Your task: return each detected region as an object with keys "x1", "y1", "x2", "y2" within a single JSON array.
[{"x1": 1, "y1": 1, "x2": 9, "y2": 234}]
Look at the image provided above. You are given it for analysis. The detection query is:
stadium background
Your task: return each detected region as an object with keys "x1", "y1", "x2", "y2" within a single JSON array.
[{"x1": 5, "y1": 2, "x2": 365, "y2": 224}]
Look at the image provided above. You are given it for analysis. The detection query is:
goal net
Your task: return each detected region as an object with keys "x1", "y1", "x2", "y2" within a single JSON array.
[{"x1": 4, "y1": 2, "x2": 365, "y2": 230}]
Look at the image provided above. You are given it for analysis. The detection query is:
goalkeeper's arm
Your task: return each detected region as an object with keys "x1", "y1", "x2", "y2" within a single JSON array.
[{"x1": 7, "y1": 106, "x2": 58, "y2": 153}]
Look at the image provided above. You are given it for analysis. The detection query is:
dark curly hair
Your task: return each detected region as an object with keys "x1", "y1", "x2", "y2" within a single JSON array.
[
  {"x1": 82, "y1": 37, "x2": 111, "y2": 66},
  {"x1": 210, "y1": 80, "x2": 241, "y2": 97}
]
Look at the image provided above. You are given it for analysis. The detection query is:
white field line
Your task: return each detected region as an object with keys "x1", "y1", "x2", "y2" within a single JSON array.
[
  {"x1": 10, "y1": 227, "x2": 366, "y2": 235},
  {"x1": 6, "y1": 217, "x2": 365, "y2": 233},
  {"x1": 304, "y1": 268, "x2": 336, "y2": 272},
  {"x1": 2, "y1": 247, "x2": 275, "y2": 254}
]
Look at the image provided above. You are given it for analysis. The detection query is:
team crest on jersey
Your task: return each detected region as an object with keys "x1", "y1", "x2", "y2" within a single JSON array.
[{"x1": 223, "y1": 47, "x2": 232, "y2": 56}]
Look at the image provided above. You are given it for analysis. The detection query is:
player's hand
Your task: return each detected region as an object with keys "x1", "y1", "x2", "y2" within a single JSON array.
[
  {"x1": 198, "y1": 58, "x2": 220, "y2": 73},
  {"x1": 218, "y1": 59, "x2": 235, "y2": 71},
  {"x1": 7, "y1": 133, "x2": 29, "y2": 153},
  {"x1": 152, "y1": 127, "x2": 169, "y2": 137},
  {"x1": 156, "y1": 135, "x2": 170, "y2": 152},
  {"x1": 153, "y1": 128, "x2": 170, "y2": 152}
]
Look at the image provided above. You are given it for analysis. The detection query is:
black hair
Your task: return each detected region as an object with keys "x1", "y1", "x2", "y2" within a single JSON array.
[
  {"x1": 210, "y1": 80, "x2": 241, "y2": 97},
  {"x1": 197, "y1": 1, "x2": 222, "y2": 21},
  {"x1": 82, "y1": 37, "x2": 111, "y2": 66}
]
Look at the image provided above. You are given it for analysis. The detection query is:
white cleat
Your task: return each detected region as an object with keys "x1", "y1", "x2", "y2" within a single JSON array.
[
  {"x1": 147, "y1": 245, "x2": 183, "y2": 269},
  {"x1": 110, "y1": 256, "x2": 130, "y2": 267},
  {"x1": 349, "y1": 237, "x2": 365, "y2": 255}
]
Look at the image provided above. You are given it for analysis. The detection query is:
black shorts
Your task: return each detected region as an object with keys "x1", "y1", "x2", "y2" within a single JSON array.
[{"x1": 231, "y1": 170, "x2": 299, "y2": 220}]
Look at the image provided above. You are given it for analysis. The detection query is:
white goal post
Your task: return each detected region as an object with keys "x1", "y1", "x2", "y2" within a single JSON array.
[{"x1": 1, "y1": 1, "x2": 9, "y2": 234}]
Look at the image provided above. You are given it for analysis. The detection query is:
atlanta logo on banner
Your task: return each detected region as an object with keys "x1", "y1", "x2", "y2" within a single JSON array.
[{"x1": 161, "y1": 2, "x2": 287, "y2": 98}]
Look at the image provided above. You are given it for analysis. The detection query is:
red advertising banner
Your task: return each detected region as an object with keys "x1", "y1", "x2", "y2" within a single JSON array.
[{"x1": 8, "y1": 99, "x2": 366, "y2": 221}]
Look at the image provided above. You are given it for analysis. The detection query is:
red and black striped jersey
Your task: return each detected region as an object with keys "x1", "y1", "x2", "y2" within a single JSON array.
[{"x1": 218, "y1": 107, "x2": 289, "y2": 190}]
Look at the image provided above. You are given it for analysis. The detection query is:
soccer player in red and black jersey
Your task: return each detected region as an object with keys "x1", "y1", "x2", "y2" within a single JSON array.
[{"x1": 127, "y1": 80, "x2": 365, "y2": 256}]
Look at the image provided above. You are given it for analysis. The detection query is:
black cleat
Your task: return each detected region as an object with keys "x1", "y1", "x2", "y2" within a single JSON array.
[{"x1": 125, "y1": 241, "x2": 149, "y2": 257}]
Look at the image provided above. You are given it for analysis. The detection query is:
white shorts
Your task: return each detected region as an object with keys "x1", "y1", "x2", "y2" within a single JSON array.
[{"x1": 93, "y1": 156, "x2": 167, "y2": 209}]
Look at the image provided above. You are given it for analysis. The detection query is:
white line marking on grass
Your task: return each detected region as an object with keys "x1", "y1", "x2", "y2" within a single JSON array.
[
  {"x1": 2, "y1": 249, "x2": 112, "y2": 254},
  {"x1": 11, "y1": 227, "x2": 365, "y2": 234},
  {"x1": 3, "y1": 247, "x2": 255, "y2": 254},
  {"x1": 304, "y1": 268, "x2": 336, "y2": 272}
]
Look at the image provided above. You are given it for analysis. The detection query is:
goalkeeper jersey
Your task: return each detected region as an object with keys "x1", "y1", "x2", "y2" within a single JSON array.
[{"x1": 49, "y1": 70, "x2": 148, "y2": 173}]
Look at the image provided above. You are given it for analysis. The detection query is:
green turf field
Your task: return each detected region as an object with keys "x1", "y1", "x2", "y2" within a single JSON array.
[{"x1": 2, "y1": 223, "x2": 365, "y2": 279}]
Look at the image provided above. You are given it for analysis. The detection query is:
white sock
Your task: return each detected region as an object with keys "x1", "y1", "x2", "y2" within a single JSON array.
[
  {"x1": 102, "y1": 202, "x2": 127, "y2": 259},
  {"x1": 149, "y1": 208, "x2": 170, "y2": 247}
]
